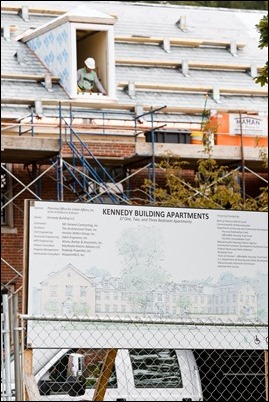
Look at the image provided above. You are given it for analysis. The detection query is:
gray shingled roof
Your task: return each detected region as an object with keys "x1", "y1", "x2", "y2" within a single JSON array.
[
  {"x1": 1, "y1": 1, "x2": 268, "y2": 120},
  {"x1": 115, "y1": 43, "x2": 265, "y2": 65},
  {"x1": 116, "y1": 90, "x2": 268, "y2": 113},
  {"x1": 1, "y1": 80, "x2": 69, "y2": 99},
  {"x1": 115, "y1": 67, "x2": 260, "y2": 88}
]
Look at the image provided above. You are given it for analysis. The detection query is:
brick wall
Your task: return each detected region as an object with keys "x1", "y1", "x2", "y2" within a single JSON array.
[{"x1": 62, "y1": 141, "x2": 136, "y2": 158}]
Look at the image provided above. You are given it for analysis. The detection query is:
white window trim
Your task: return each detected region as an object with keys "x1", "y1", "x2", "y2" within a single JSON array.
[{"x1": 70, "y1": 23, "x2": 116, "y2": 99}]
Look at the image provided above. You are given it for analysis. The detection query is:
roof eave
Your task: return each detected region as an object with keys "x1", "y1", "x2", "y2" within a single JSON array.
[{"x1": 20, "y1": 14, "x2": 115, "y2": 42}]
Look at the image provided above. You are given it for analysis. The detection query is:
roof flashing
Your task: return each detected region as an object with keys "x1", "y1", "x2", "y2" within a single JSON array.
[{"x1": 175, "y1": 15, "x2": 188, "y2": 32}]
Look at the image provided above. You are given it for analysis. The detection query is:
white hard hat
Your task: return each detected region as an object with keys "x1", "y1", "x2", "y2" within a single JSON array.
[{"x1": 84, "y1": 57, "x2": 95, "y2": 69}]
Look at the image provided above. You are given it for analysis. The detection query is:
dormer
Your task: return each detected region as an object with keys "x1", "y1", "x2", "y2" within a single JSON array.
[{"x1": 20, "y1": 5, "x2": 116, "y2": 99}]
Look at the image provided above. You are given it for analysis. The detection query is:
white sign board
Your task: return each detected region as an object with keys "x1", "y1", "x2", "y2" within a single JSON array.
[
  {"x1": 25, "y1": 201, "x2": 268, "y2": 349},
  {"x1": 229, "y1": 114, "x2": 268, "y2": 136}
]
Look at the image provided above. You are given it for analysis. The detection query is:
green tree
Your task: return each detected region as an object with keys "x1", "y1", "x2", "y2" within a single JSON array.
[
  {"x1": 255, "y1": 14, "x2": 268, "y2": 86},
  {"x1": 140, "y1": 140, "x2": 268, "y2": 212},
  {"x1": 142, "y1": 155, "x2": 243, "y2": 210}
]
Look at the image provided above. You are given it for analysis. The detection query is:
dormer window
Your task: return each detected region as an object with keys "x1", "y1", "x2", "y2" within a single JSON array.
[
  {"x1": 23, "y1": 5, "x2": 116, "y2": 100},
  {"x1": 73, "y1": 24, "x2": 116, "y2": 98}
]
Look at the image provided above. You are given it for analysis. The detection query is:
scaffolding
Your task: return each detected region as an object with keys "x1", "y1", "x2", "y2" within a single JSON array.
[{"x1": 1, "y1": 103, "x2": 268, "y2": 293}]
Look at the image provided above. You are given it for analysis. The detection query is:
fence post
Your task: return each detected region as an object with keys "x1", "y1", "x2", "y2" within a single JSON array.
[
  {"x1": 13, "y1": 293, "x2": 22, "y2": 401},
  {"x1": 2, "y1": 291, "x2": 12, "y2": 401}
]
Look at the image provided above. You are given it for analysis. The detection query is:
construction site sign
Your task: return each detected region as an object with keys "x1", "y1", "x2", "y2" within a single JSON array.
[{"x1": 24, "y1": 200, "x2": 268, "y2": 349}]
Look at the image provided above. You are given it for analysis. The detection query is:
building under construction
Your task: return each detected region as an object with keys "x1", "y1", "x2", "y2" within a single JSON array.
[{"x1": 1, "y1": 1, "x2": 268, "y2": 305}]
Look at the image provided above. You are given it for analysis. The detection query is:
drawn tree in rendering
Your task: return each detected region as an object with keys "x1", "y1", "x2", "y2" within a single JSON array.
[{"x1": 118, "y1": 226, "x2": 169, "y2": 314}]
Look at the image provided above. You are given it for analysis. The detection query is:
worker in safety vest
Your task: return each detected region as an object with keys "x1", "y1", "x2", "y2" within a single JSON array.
[{"x1": 77, "y1": 57, "x2": 107, "y2": 95}]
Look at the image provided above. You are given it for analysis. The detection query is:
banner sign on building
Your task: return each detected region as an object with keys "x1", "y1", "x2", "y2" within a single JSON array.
[
  {"x1": 215, "y1": 112, "x2": 268, "y2": 137},
  {"x1": 229, "y1": 114, "x2": 268, "y2": 136},
  {"x1": 25, "y1": 201, "x2": 268, "y2": 349}
]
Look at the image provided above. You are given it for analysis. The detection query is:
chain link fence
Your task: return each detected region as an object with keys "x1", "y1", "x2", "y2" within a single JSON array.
[
  {"x1": 8, "y1": 314, "x2": 265, "y2": 401},
  {"x1": 1, "y1": 291, "x2": 268, "y2": 402}
]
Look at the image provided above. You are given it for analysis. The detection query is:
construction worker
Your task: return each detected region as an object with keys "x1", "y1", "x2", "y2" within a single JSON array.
[{"x1": 77, "y1": 57, "x2": 107, "y2": 95}]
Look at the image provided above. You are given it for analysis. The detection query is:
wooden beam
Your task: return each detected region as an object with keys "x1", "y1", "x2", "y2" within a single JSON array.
[
  {"x1": 188, "y1": 62, "x2": 252, "y2": 71},
  {"x1": 1, "y1": 98, "x2": 264, "y2": 116},
  {"x1": 24, "y1": 348, "x2": 33, "y2": 378},
  {"x1": 136, "y1": 83, "x2": 211, "y2": 92},
  {"x1": 24, "y1": 348, "x2": 41, "y2": 401},
  {"x1": 1, "y1": 6, "x2": 21, "y2": 13},
  {"x1": 24, "y1": 375, "x2": 41, "y2": 401},
  {"x1": 116, "y1": 58, "x2": 179, "y2": 68},
  {"x1": 115, "y1": 36, "x2": 161, "y2": 44},
  {"x1": 27, "y1": 8, "x2": 65, "y2": 15},
  {"x1": 116, "y1": 58, "x2": 263, "y2": 72},
  {"x1": 93, "y1": 349, "x2": 118, "y2": 402},
  {"x1": 1, "y1": 5, "x2": 65, "y2": 15},
  {"x1": 115, "y1": 36, "x2": 203, "y2": 46},
  {"x1": 143, "y1": 105, "x2": 258, "y2": 115},
  {"x1": 1, "y1": 73, "x2": 60, "y2": 82},
  {"x1": 118, "y1": 82, "x2": 268, "y2": 96},
  {"x1": 115, "y1": 36, "x2": 245, "y2": 49},
  {"x1": 170, "y1": 37, "x2": 245, "y2": 48},
  {"x1": 220, "y1": 88, "x2": 268, "y2": 96},
  {"x1": 118, "y1": 82, "x2": 211, "y2": 92},
  {"x1": 1, "y1": 98, "x2": 133, "y2": 109}
]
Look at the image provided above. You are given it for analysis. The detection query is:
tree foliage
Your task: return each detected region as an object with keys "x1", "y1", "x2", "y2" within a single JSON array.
[
  {"x1": 139, "y1": 140, "x2": 268, "y2": 212},
  {"x1": 255, "y1": 14, "x2": 268, "y2": 86}
]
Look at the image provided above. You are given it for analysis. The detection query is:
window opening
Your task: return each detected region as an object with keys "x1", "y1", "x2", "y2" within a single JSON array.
[
  {"x1": 1, "y1": 164, "x2": 14, "y2": 229},
  {"x1": 129, "y1": 349, "x2": 183, "y2": 388},
  {"x1": 1, "y1": 165, "x2": 7, "y2": 226},
  {"x1": 76, "y1": 29, "x2": 108, "y2": 97},
  {"x1": 38, "y1": 349, "x2": 117, "y2": 396}
]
